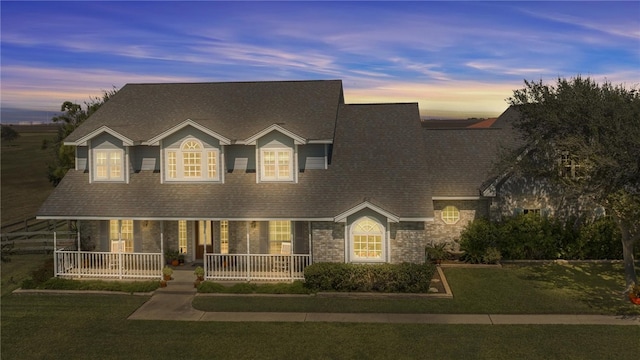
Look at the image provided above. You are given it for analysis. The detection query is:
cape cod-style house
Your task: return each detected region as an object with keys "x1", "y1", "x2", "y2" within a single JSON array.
[{"x1": 37, "y1": 79, "x2": 529, "y2": 281}]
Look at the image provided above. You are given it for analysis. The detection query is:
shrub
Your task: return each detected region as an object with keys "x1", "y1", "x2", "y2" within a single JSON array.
[
  {"x1": 482, "y1": 247, "x2": 502, "y2": 264},
  {"x1": 303, "y1": 262, "x2": 435, "y2": 293},
  {"x1": 459, "y1": 218, "x2": 498, "y2": 263},
  {"x1": 459, "y1": 215, "x2": 624, "y2": 262}
]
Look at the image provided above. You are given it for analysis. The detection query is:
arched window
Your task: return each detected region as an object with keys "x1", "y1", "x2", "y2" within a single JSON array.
[
  {"x1": 166, "y1": 138, "x2": 219, "y2": 181},
  {"x1": 351, "y1": 217, "x2": 384, "y2": 261},
  {"x1": 441, "y1": 206, "x2": 460, "y2": 224}
]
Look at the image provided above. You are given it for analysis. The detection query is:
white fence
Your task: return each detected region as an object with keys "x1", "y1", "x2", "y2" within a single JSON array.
[
  {"x1": 205, "y1": 254, "x2": 311, "y2": 281},
  {"x1": 55, "y1": 250, "x2": 163, "y2": 279}
]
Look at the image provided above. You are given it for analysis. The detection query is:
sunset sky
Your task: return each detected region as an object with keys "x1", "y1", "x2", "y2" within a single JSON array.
[{"x1": 2, "y1": 1, "x2": 639, "y2": 121}]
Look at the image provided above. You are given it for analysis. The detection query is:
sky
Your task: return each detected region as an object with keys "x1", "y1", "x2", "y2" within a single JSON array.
[{"x1": 1, "y1": 1, "x2": 639, "y2": 122}]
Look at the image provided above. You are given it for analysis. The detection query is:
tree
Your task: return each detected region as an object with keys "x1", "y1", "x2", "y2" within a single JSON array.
[
  {"x1": 505, "y1": 76, "x2": 640, "y2": 290},
  {"x1": 1, "y1": 125, "x2": 20, "y2": 142},
  {"x1": 42, "y1": 88, "x2": 118, "y2": 186}
]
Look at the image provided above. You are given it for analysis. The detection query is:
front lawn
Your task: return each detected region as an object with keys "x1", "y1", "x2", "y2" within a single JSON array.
[
  {"x1": 2, "y1": 259, "x2": 639, "y2": 359},
  {"x1": 192, "y1": 262, "x2": 640, "y2": 316}
]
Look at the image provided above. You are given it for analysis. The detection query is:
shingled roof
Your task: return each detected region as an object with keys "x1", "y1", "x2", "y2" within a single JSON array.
[
  {"x1": 423, "y1": 107, "x2": 521, "y2": 197},
  {"x1": 38, "y1": 86, "x2": 433, "y2": 220},
  {"x1": 65, "y1": 80, "x2": 344, "y2": 144}
]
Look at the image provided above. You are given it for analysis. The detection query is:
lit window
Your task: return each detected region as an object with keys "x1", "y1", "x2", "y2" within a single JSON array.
[
  {"x1": 165, "y1": 138, "x2": 219, "y2": 181},
  {"x1": 352, "y1": 217, "x2": 383, "y2": 260},
  {"x1": 441, "y1": 206, "x2": 460, "y2": 224},
  {"x1": 220, "y1": 220, "x2": 229, "y2": 254},
  {"x1": 261, "y1": 149, "x2": 292, "y2": 181},
  {"x1": 94, "y1": 150, "x2": 124, "y2": 181},
  {"x1": 269, "y1": 221, "x2": 291, "y2": 254},
  {"x1": 178, "y1": 220, "x2": 187, "y2": 254},
  {"x1": 109, "y1": 220, "x2": 133, "y2": 253}
]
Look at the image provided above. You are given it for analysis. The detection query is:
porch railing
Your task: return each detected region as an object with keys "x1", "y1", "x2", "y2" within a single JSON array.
[
  {"x1": 204, "y1": 254, "x2": 311, "y2": 281},
  {"x1": 55, "y1": 250, "x2": 163, "y2": 279}
]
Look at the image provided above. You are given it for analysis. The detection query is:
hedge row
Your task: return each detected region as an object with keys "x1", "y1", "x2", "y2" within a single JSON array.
[
  {"x1": 303, "y1": 262, "x2": 435, "y2": 293},
  {"x1": 459, "y1": 215, "x2": 625, "y2": 263}
]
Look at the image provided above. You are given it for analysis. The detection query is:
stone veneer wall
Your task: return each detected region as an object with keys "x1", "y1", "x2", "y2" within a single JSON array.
[
  {"x1": 389, "y1": 222, "x2": 427, "y2": 264},
  {"x1": 311, "y1": 221, "x2": 345, "y2": 263},
  {"x1": 427, "y1": 200, "x2": 490, "y2": 252}
]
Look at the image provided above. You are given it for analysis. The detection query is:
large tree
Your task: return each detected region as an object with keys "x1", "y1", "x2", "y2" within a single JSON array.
[
  {"x1": 505, "y1": 76, "x2": 639, "y2": 290},
  {"x1": 43, "y1": 88, "x2": 118, "y2": 186}
]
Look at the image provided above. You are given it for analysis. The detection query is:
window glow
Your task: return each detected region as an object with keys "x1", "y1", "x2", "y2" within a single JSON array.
[
  {"x1": 352, "y1": 217, "x2": 383, "y2": 259},
  {"x1": 261, "y1": 149, "x2": 292, "y2": 181},
  {"x1": 94, "y1": 150, "x2": 123, "y2": 181},
  {"x1": 178, "y1": 220, "x2": 187, "y2": 254},
  {"x1": 269, "y1": 221, "x2": 291, "y2": 254},
  {"x1": 441, "y1": 206, "x2": 460, "y2": 224},
  {"x1": 109, "y1": 219, "x2": 133, "y2": 252},
  {"x1": 166, "y1": 138, "x2": 219, "y2": 181},
  {"x1": 220, "y1": 220, "x2": 229, "y2": 254}
]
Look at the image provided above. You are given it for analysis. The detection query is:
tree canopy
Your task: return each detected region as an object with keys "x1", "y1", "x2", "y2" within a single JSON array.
[
  {"x1": 42, "y1": 88, "x2": 118, "y2": 186},
  {"x1": 1, "y1": 125, "x2": 20, "y2": 142},
  {"x1": 506, "y1": 76, "x2": 639, "y2": 288}
]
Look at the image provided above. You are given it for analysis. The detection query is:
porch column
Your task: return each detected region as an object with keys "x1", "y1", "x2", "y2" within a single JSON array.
[
  {"x1": 76, "y1": 228, "x2": 81, "y2": 276},
  {"x1": 160, "y1": 221, "x2": 164, "y2": 279},
  {"x1": 246, "y1": 222, "x2": 250, "y2": 281}
]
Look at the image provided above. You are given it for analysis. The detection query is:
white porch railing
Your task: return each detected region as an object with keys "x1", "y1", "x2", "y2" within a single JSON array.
[
  {"x1": 55, "y1": 250, "x2": 163, "y2": 279},
  {"x1": 204, "y1": 254, "x2": 311, "y2": 281}
]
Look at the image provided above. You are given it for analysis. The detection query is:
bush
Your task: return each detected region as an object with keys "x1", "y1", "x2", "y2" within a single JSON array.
[
  {"x1": 459, "y1": 215, "x2": 624, "y2": 262},
  {"x1": 459, "y1": 218, "x2": 498, "y2": 263},
  {"x1": 303, "y1": 262, "x2": 435, "y2": 293}
]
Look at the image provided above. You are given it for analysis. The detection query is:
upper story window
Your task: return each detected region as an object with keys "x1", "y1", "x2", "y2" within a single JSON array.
[
  {"x1": 558, "y1": 151, "x2": 582, "y2": 179},
  {"x1": 165, "y1": 138, "x2": 219, "y2": 182},
  {"x1": 261, "y1": 148, "x2": 293, "y2": 181},
  {"x1": 94, "y1": 149, "x2": 124, "y2": 181}
]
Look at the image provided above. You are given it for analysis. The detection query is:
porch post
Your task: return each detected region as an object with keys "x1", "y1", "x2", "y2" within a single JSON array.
[
  {"x1": 203, "y1": 220, "x2": 208, "y2": 278},
  {"x1": 76, "y1": 228, "x2": 81, "y2": 276},
  {"x1": 53, "y1": 231, "x2": 58, "y2": 277},
  {"x1": 160, "y1": 221, "x2": 164, "y2": 279},
  {"x1": 118, "y1": 220, "x2": 123, "y2": 280},
  {"x1": 246, "y1": 222, "x2": 250, "y2": 281}
]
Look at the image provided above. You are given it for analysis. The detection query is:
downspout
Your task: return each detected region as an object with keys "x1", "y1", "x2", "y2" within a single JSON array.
[{"x1": 53, "y1": 231, "x2": 58, "y2": 277}]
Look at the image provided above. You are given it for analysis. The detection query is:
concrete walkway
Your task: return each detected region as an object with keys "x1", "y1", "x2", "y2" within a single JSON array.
[{"x1": 128, "y1": 270, "x2": 640, "y2": 325}]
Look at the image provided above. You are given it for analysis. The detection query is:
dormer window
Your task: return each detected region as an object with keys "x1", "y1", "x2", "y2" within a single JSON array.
[
  {"x1": 260, "y1": 148, "x2": 293, "y2": 181},
  {"x1": 165, "y1": 138, "x2": 219, "y2": 182},
  {"x1": 93, "y1": 149, "x2": 124, "y2": 181}
]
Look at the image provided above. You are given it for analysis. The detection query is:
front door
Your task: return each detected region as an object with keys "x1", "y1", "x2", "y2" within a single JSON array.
[{"x1": 196, "y1": 221, "x2": 213, "y2": 260}]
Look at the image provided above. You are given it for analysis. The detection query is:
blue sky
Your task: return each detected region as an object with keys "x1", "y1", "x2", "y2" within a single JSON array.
[{"x1": 2, "y1": 1, "x2": 639, "y2": 120}]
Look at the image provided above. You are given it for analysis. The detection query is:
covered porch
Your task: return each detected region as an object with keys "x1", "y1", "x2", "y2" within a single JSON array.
[{"x1": 52, "y1": 219, "x2": 313, "y2": 281}]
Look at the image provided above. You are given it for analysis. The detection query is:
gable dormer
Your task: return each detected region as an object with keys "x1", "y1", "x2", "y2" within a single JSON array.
[
  {"x1": 65, "y1": 126, "x2": 133, "y2": 184},
  {"x1": 145, "y1": 119, "x2": 231, "y2": 184},
  {"x1": 244, "y1": 125, "x2": 306, "y2": 183}
]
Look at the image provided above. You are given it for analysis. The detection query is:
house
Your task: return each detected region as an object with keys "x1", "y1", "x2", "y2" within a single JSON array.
[{"x1": 37, "y1": 79, "x2": 528, "y2": 281}]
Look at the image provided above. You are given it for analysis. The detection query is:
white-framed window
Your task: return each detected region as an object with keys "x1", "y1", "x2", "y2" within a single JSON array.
[
  {"x1": 165, "y1": 138, "x2": 219, "y2": 181},
  {"x1": 261, "y1": 149, "x2": 293, "y2": 181},
  {"x1": 269, "y1": 221, "x2": 291, "y2": 254},
  {"x1": 351, "y1": 217, "x2": 384, "y2": 261},
  {"x1": 94, "y1": 149, "x2": 124, "y2": 181},
  {"x1": 109, "y1": 220, "x2": 133, "y2": 253},
  {"x1": 441, "y1": 206, "x2": 460, "y2": 224},
  {"x1": 178, "y1": 220, "x2": 187, "y2": 254},
  {"x1": 220, "y1": 220, "x2": 229, "y2": 254}
]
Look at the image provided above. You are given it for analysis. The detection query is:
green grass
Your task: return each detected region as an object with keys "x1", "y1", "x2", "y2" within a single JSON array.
[
  {"x1": 2, "y1": 256, "x2": 639, "y2": 359},
  {"x1": 192, "y1": 263, "x2": 640, "y2": 316},
  {"x1": 1, "y1": 293, "x2": 638, "y2": 360},
  {"x1": 1, "y1": 131, "x2": 57, "y2": 225}
]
